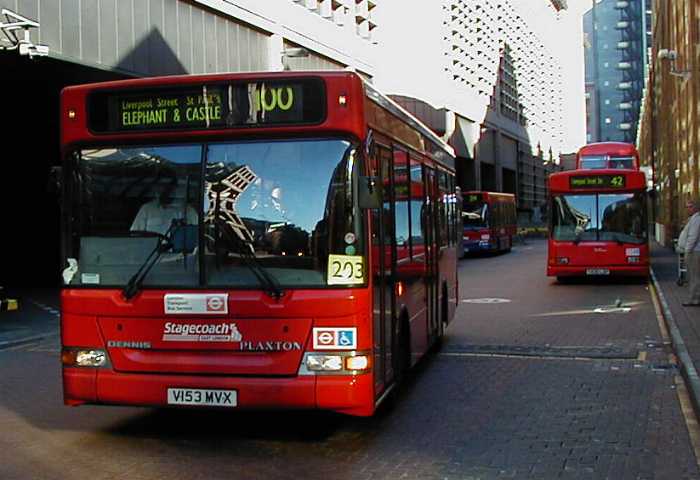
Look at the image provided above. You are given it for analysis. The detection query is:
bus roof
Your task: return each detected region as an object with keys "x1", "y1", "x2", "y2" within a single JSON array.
[
  {"x1": 577, "y1": 142, "x2": 638, "y2": 156},
  {"x1": 549, "y1": 168, "x2": 646, "y2": 193}
]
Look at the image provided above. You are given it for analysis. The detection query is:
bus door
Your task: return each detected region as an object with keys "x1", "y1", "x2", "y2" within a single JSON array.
[
  {"x1": 371, "y1": 145, "x2": 397, "y2": 394},
  {"x1": 422, "y1": 165, "x2": 440, "y2": 340},
  {"x1": 405, "y1": 157, "x2": 429, "y2": 355}
]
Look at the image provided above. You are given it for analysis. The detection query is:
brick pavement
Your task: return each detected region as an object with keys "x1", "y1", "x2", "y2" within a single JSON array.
[{"x1": 651, "y1": 243, "x2": 700, "y2": 364}]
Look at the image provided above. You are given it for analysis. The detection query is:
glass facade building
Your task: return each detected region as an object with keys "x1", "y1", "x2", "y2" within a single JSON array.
[{"x1": 584, "y1": 0, "x2": 651, "y2": 143}]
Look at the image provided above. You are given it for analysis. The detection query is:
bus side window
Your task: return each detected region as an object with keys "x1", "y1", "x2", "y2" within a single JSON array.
[
  {"x1": 409, "y1": 158, "x2": 424, "y2": 258},
  {"x1": 437, "y1": 171, "x2": 448, "y2": 248},
  {"x1": 447, "y1": 175, "x2": 456, "y2": 245},
  {"x1": 393, "y1": 149, "x2": 410, "y2": 263}
]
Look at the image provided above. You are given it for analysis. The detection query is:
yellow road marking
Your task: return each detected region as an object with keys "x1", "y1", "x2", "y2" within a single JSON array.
[{"x1": 649, "y1": 280, "x2": 700, "y2": 468}]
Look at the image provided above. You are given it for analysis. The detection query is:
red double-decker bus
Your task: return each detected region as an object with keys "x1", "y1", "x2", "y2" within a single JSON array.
[
  {"x1": 59, "y1": 71, "x2": 459, "y2": 416},
  {"x1": 576, "y1": 142, "x2": 640, "y2": 170},
  {"x1": 547, "y1": 169, "x2": 648, "y2": 280},
  {"x1": 461, "y1": 191, "x2": 517, "y2": 254}
]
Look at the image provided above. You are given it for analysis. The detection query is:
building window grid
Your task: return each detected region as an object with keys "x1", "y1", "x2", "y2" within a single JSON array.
[{"x1": 288, "y1": 0, "x2": 378, "y2": 41}]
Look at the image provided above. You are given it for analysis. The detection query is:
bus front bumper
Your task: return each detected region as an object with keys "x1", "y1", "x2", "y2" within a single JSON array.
[
  {"x1": 63, "y1": 367, "x2": 375, "y2": 416},
  {"x1": 547, "y1": 265, "x2": 649, "y2": 277},
  {"x1": 463, "y1": 240, "x2": 493, "y2": 253}
]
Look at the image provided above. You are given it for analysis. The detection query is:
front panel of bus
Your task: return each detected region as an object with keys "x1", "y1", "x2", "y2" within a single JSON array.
[
  {"x1": 59, "y1": 73, "x2": 384, "y2": 416},
  {"x1": 462, "y1": 193, "x2": 492, "y2": 252},
  {"x1": 547, "y1": 171, "x2": 649, "y2": 277}
]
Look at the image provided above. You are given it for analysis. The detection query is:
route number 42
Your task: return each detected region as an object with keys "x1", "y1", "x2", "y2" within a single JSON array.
[{"x1": 327, "y1": 255, "x2": 364, "y2": 285}]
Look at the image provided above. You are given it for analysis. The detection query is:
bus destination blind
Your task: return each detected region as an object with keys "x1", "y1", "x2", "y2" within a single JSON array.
[
  {"x1": 89, "y1": 79, "x2": 325, "y2": 133},
  {"x1": 569, "y1": 174, "x2": 626, "y2": 190}
]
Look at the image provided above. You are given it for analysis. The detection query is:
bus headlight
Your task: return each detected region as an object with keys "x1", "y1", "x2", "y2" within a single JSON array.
[
  {"x1": 627, "y1": 256, "x2": 640, "y2": 263},
  {"x1": 62, "y1": 348, "x2": 108, "y2": 367},
  {"x1": 306, "y1": 354, "x2": 343, "y2": 371},
  {"x1": 481, "y1": 234, "x2": 490, "y2": 240},
  {"x1": 556, "y1": 257, "x2": 570, "y2": 265}
]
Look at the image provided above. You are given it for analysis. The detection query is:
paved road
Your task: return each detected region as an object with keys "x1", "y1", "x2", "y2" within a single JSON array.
[{"x1": 1, "y1": 240, "x2": 698, "y2": 479}]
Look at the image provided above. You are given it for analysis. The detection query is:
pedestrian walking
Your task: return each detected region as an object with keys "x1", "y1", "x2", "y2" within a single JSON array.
[{"x1": 682, "y1": 198, "x2": 700, "y2": 306}]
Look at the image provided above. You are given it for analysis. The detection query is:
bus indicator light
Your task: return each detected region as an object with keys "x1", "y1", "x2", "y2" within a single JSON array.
[
  {"x1": 338, "y1": 95, "x2": 347, "y2": 106},
  {"x1": 345, "y1": 355, "x2": 369, "y2": 371},
  {"x1": 556, "y1": 257, "x2": 569, "y2": 265},
  {"x1": 68, "y1": 109, "x2": 76, "y2": 119}
]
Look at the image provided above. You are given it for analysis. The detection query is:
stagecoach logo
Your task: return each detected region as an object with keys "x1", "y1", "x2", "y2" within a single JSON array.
[{"x1": 162, "y1": 322, "x2": 242, "y2": 342}]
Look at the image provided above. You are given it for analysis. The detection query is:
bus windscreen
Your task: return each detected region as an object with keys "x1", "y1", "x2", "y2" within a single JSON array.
[
  {"x1": 551, "y1": 192, "x2": 646, "y2": 244},
  {"x1": 88, "y1": 78, "x2": 326, "y2": 133},
  {"x1": 463, "y1": 200, "x2": 487, "y2": 228}
]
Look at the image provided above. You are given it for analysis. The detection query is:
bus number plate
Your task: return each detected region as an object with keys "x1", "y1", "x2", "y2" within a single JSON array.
[
  {"x1": 586, "y1": 268, "x2": 610, "y2": 276},
  {"x1": 167, "y1": 388, "x2": 237, "y2": 407}
]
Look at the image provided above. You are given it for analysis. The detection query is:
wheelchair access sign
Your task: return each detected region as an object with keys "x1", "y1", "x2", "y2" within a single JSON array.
[{"x1": 312, "y1": 328, "x2": 357, "y2": 350}]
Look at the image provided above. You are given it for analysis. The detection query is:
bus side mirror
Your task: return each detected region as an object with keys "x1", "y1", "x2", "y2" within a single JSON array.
[
  {"x1": 48, "y1": 166, "x2": 62, "y2": 195},
  {"x1": 359, "y1": 176, "x2": 381, "y2": 209}
]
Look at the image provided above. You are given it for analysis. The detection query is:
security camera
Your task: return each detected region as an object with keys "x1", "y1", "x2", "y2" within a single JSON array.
[
  {"x1": 18, "y1": 42, "x2": 49, "y2": 58},
  {"x1": 282, "y1": 47, "x2": 309, "y2": 58},
  {"x1": 658, "y1": 49, "x2": 677, "y2": 61}
]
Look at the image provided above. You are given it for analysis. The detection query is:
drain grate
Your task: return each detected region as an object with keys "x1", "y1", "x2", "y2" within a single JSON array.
[{"x1": 442, "y1": 344, "x2": 639, "y2": 359}]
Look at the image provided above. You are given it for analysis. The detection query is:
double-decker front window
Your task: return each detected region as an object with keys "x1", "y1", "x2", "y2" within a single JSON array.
[
  {"x1": 580, "y1": 155, "x2": 635, "y2": 169},
  {"x1": 551, "y1": 193, "x2": 646, "y2": 244},
  {"x1": 64, "y1": 139, "x2": 362, "y2": 289}
]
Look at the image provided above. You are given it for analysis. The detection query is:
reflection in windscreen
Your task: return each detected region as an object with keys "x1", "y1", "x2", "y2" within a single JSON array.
[
  {"x1": 552, "y1": 193, "x2": 646, "y2": 243},
  {"x1": 204, "y1": 139, "x2": 361, "y2": 287},
  {"x1": 463, "y1": 201, "x2": 487, "y2": 228},
  {"x1": 66, "y1": 146, "x2": 202, "y2": 287}
]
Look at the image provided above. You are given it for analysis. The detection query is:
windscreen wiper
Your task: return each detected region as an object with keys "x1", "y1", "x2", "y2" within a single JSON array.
[
  {"x1": 122, "y1": 225, "x2": 177, "y2": 300},
  {"x1": 215, "y1": 220, "x2": 285, "y2": 300}
]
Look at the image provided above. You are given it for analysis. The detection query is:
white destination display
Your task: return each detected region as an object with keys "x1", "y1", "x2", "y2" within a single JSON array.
[{"x1": 164, "y1": 294, "x2": 228, "y2": 315}]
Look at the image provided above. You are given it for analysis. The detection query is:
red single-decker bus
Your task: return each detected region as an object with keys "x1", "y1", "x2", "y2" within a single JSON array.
[
  {"x1": 547, "y1": 169, "x2": 648, "y2": 280},
  {"x1": 59, "y1": 71, "x2": 460, "y2": 416},
  {"x1": 461, "y1": 191, "x2": 517, "y2": 254}
]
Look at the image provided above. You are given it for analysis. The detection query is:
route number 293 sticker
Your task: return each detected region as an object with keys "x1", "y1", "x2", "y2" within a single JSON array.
[{"x1": 327, "y1": 254, "x2": 364, "y2": 285}]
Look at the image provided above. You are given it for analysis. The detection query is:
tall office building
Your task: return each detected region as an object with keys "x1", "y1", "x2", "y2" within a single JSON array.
[
  {"x1": 584, "y1": 0, "x2": 651, "y2": 144},
  {"x1": 375, "y1": 0, "x2": 566, "y2": 215}
]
